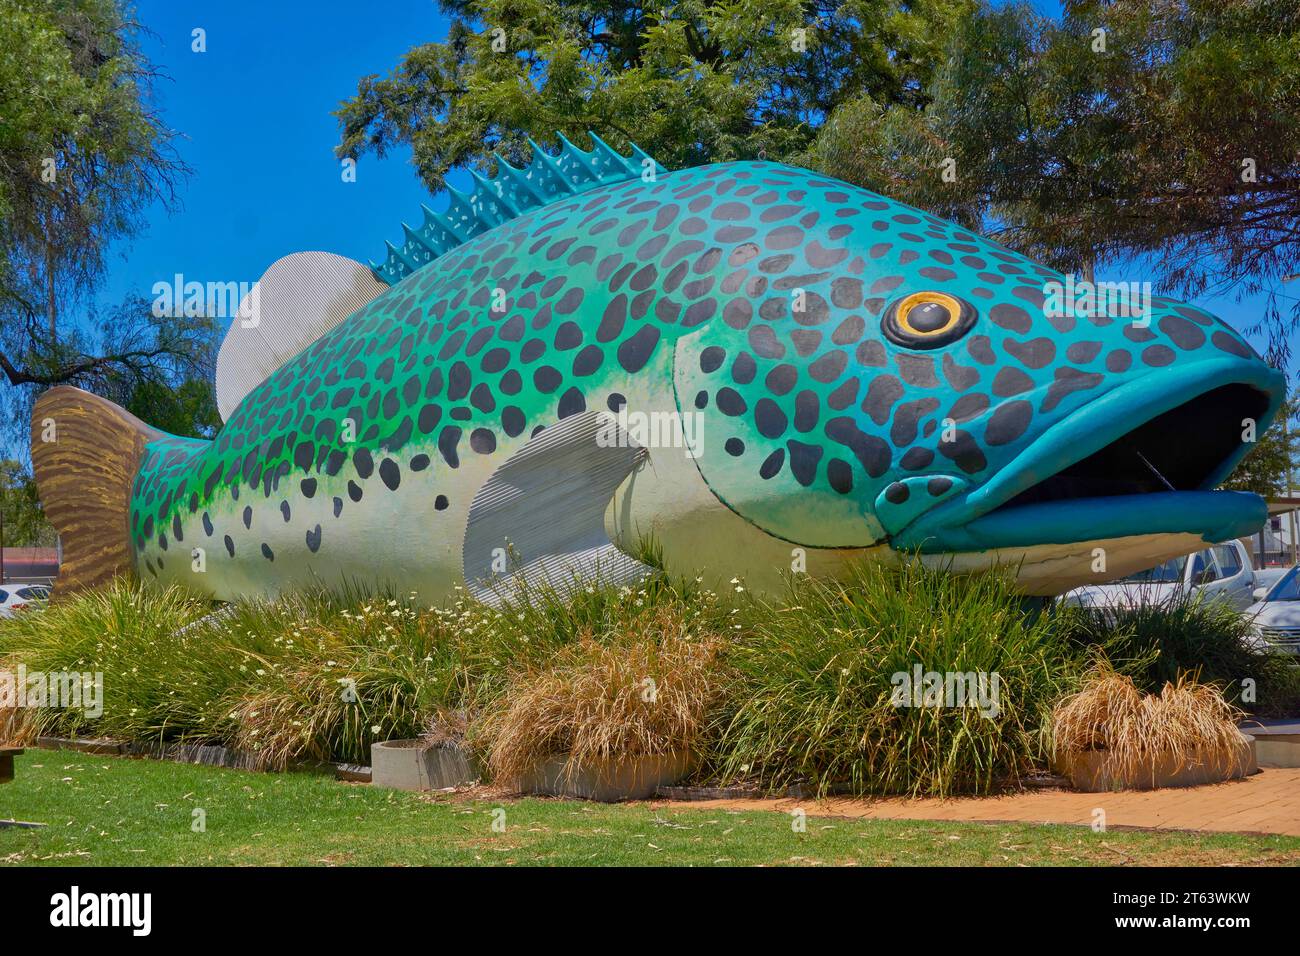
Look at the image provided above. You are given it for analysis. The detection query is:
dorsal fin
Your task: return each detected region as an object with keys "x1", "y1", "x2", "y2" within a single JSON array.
[
  {"x1": 215, "y1": 251, "x2": 386, "y2": 421},
  {"x1": 371, "y1": 132, "x2": 665, "y2": 285}
]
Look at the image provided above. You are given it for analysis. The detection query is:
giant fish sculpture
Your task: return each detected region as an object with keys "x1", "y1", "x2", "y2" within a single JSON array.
[{"x1": 32, "y1": 134, "x2": 1284, "y2": 602}]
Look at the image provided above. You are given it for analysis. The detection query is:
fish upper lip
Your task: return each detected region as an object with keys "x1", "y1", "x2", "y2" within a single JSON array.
[{"x1": 899, "y1": 356, "x2": 1285, "y2": 543}]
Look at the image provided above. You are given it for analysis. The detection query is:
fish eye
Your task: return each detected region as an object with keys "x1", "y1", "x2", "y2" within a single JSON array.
[{"x1": 882, "y1": 292, "x2": 977, "y2": 349}]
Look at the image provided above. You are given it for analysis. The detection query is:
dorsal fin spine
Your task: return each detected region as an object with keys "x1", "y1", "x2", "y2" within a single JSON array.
[
  {"x1": 401, "y1": 223, "x2": 437, "y2": 266},
  {"x1": 588, "y1": 133, "x2": 636, "y2": 177},
  {"x1": 371, "y1": 133, "x2": 662, "y2": 285},
  {"x1": 526, "y1": 138, "x2": 570, "y2": 200},
  {"x1": 400, "y1": 226, "x2": 434, "y2": 269},
  {"x1": 442, "y1": 188, "x2": 478, "y2": 240},
  {"x1": 628, "y1": 143, "x2": 656, "y2": 177},
  {"x1": 417, "y1": 203, "x2": 458, "y2": 257},
  {"x1": 496, "y1": 159, "x2": 548, "y2": 207},
  {"x1": 469, "y1": 170, "x2": 513, "y2": 224},
  {"x1": 385, "y1": 239, "x2": 419, "y2": 276},
  {"x1": 554, "y1": 133, "x2": 599, "y2": 185},
  {"x1": 518, "y1": 144, "x2": 557, "y2": 201},
  {"x1": 476, "y1": 168, "x2": 521, "y2": 217}
]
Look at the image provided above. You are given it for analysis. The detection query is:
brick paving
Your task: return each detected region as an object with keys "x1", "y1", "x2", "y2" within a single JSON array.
[{"x1": 664, "y1": 767, "x2": 1300, "y2": 836}]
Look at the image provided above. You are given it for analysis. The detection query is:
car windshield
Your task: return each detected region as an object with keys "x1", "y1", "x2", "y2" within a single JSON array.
[
  {"x1": 1267, "y1": 567, "x2": 1300, "y2": 602},
  {"x1": 1117, "y1": 556, "x2": 1187, "y2": 584}
]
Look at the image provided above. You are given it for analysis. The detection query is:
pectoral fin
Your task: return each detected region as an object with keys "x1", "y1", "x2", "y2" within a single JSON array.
[{"x1": 462, "y1": 410, "x2": 654, "y2": 606}]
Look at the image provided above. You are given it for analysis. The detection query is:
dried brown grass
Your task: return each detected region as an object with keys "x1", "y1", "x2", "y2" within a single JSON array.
[
  {"x1": 1052, "y1": 660, "x2": 1245, "y2": 782},
  {"x1": 478, "y1": 606, "x2": 727, "y2": 783},
  {"x1": 0, "y1": 653, "x2": 34, "y2": 745},
  {"x1": 0, "y1": 705, "x2": 35, "y2": 747}
]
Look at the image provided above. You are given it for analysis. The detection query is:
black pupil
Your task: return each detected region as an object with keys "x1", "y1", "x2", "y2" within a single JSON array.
[{"x1": 907, "y1": 301, "x2": 951, "y2": 333}]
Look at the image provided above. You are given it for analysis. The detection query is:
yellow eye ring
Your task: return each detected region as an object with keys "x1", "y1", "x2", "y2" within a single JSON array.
[
  {"x1": 882, "y1": 291, "x2": 977, "y2": 350},
  {"x1": 895, "y1": 292, "x2": 962, "y2": 336}
]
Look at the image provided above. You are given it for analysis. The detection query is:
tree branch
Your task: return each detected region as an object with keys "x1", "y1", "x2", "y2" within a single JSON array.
[{"x1": 0, "y1": 346, "x2": 193, "y2": 388}]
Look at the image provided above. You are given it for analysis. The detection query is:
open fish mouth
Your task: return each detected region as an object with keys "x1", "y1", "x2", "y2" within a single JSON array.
[{"x1": 895, "y1": 358, "x2": 1286, "y2": 553}]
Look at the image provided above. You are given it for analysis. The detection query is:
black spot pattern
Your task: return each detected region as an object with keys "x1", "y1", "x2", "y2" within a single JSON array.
[{"x1": 127, "y1": 158, "x2": 1268, "y2": 576}]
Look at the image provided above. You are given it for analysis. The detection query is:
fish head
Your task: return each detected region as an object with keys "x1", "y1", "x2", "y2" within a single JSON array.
[{"x1": 672, "y1": 162, "x2": 1285, "y2": 576}]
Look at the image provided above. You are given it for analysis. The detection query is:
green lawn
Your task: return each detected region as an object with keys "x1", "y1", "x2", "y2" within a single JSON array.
[{"x1": 1, "y1": 753, "x2": 1297, "y2": 866}]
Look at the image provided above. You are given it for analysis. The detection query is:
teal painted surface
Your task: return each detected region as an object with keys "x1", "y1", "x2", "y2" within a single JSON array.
[
  {"x1": 894, "y1": 358, "x2": 1284, "y2": 552},
  {"x1": 916, "y1": 491, "x2": 1267, "y2": 553},
  {"x1": 125, "y1": 141, "x2": 1287, "y2": 596}
]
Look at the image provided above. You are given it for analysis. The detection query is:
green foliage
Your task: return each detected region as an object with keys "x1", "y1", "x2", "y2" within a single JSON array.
[
  {"x1": 0, "y1": 0, "x2": 190, "y2": 435},
  {"x1": 334, "y1": 0, "x2": 971, "y2": 189},
  {"x1": 0, "y1": 458, "x2": 55, "y2": 546},
  {"x1": 4, "y1": 562, "x2": 1287, "y2": 792},
  {"x1": 0, "y1": 573, "x2": 731, "y2": 768},
  {"x1": 473, "y1": 569, "x2": 729, "y2": 674},
  {"x1": 805, "y1": 0, "x2": 1300, "y2": 365},
  {"x1": 1056, "y1": 595, "x2": 1300, "y2": 717},
  {"x1": 0, "y1": 581, "x2": 479, "y2": 766},
  {"x1": 0, "y1": 581, "x2": 212, "y2": 743},
  {"x1": 121, "y1": 377, "x2": 222, "y2": 441},
  {"x1": 706, "y1": 561, "x2": 1078, "y2": 797},
  {"x1": 9, "y1": 294, "x2": 221, "y2": 445},
  {"x1": 0, "y1": 0, "x2": 181, "y2": 320}
]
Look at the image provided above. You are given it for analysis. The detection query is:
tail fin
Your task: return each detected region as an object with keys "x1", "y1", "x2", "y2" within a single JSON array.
[{"x1": 30, "y1": 386, "x2": 162, "y2": 594}]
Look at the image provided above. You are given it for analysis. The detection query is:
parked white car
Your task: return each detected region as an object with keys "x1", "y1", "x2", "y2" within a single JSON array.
[
  {"x1": 1252, "y1": 566, "x2": 1293, "y2": 596},
  {"x1": 1244, "y1": 565, "x2": 1300, "y2": 657},
  {"x1": 1058, "y1": 540, "x2": 1257, "y2": 611},
  {"x1": 0, "y1": 584, "x2": 51, "y2": 618}
]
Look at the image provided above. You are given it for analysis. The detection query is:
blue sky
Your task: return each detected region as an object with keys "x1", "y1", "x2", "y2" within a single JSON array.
[
  {"x1": 96, "y1": 0, "x2": 456, "y2": 312},
  {"x1": 93, "y1": 0, "x2": 1288, "y2": 370}
]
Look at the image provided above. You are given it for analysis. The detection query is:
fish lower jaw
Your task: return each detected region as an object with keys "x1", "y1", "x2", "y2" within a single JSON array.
[
  {"x1": 904, "y1": 489, "x2": 1265, "y2": 556},
  {"x1": 918, "y1": 529, "x2": 1233, "y2": 598}
]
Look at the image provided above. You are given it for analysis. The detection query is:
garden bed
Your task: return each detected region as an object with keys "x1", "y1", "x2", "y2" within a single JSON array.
[{"x1": 2, "y1": 562, "x2": 1296, "y2": 800}]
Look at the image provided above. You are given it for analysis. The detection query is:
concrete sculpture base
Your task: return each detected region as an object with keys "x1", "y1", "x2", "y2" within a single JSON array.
[
  {"x1": 1240, "y1": 720, "x2": 1300, "y2": 768},
  {"x1": 1060, "y1": 732, "x2": 1258, "y2": 792},
  {"x1": 370, "y1": 739, "x2": 479, "y2": 791},
  {"x1": 507, "y1": 752, "x2": 691, "y2": 802}
]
